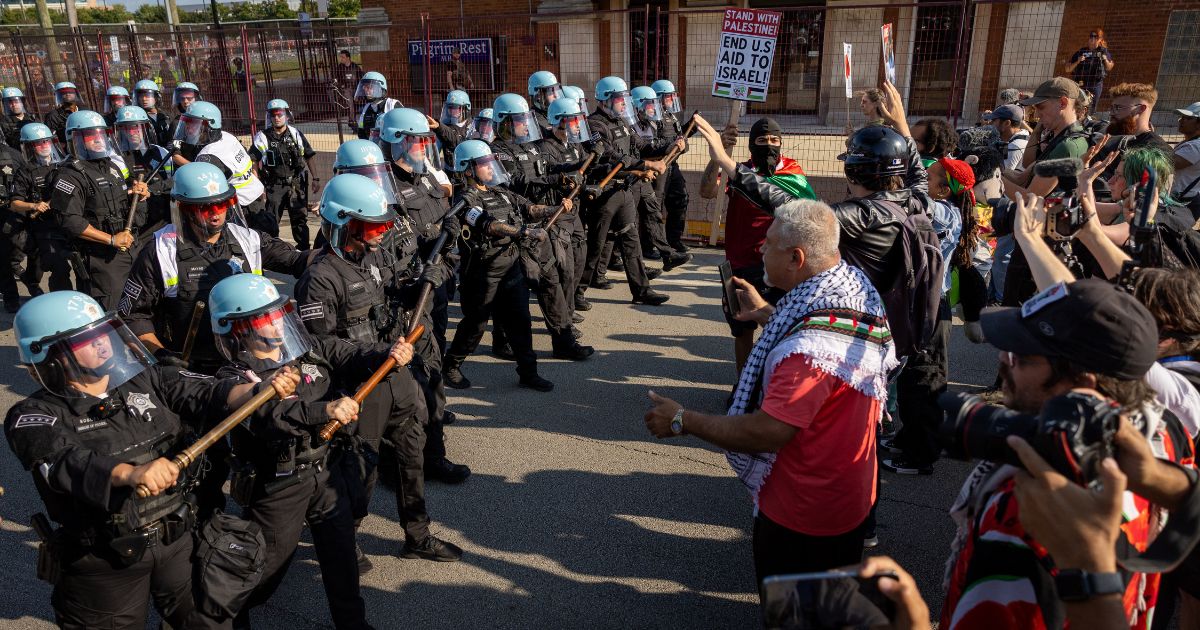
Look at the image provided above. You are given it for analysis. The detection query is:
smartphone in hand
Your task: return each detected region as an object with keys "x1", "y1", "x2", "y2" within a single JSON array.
[{"x1": 718, "y1": 261, "x2": 741, "y2": 317}]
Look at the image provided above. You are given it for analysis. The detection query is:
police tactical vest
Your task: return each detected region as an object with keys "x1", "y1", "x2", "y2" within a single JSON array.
[
  {"x1": 62, "y1": 158, "x2": 129, "y2": 234},
  {"x1": 154, "y1": 222, "x2": 263, "y2": 298},
  {"x1": 327, "y1": 253, "x2": 388, "y2": 344},
  {"x1": 252, "y1": 126, "x2": 305, "y2": 182},
  {"x1": 495, "y1": 138, "x2": 548, "y2": 199},
  {"x1": 198, "y1": 132, "x2": 265, "y2": 206},
  {"x1": 658, "y1": 112, "x2": 682, "y2": 143},
  {"x1": 357, "y1": 98, "x2": 399, "y2": 141},
  {"x1": 394, "y1": 167, "x2": 449, "y2": 241},
  {"x1": 589, "y1": 111, "x2": 634, "y2": 156},
  {"x1": 461, "y1": 187, "x2": 521, "y2": 247}
]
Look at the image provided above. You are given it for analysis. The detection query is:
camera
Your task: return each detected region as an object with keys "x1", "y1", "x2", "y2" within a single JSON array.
[
  {"x1": 1042, "y1": 194, "x2": 1087, "y2": 241},
  {"x1": 937, "y1": 390, "x2": 1122, "y2": 485}
]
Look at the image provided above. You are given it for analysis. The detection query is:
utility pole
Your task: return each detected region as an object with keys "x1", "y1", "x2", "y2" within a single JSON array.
[
  {"x1": 34, "y1": 0, "x2": 65, "y2": 84},
  {"x1": 165, "y1": 0, "x2": 180, "y2": 26},
  {"x1": 64, "y1": 0, "x2": 79, "y2": 29}
]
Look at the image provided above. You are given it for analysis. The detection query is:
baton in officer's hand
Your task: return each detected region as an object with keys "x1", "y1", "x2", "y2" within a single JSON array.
[{"x1": 319, "y1": 324, "x2": 426, "y2": 442}]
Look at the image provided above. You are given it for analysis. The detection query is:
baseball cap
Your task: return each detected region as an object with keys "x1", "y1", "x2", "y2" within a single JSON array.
[
  {"x1": 983, "y1": 104, "x2": 1024, "y2": 123},
  {"x1": 1176, "y1": 102, "x2": 1200, "y2": 118},
  {"x1": 979, "y1": 279, "x2": 1158, "y2": 380},
  {"x1": 1019, "y1": 77, "x2": 1082, "y2": 106},
  {"x1": 998, "y1": 88, "x2": 1021, "y2": 105}
]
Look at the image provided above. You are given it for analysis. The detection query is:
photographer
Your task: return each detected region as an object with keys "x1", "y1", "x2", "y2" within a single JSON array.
[{"x1": 985, "y1": 105, "x2": 1029, "y2": 171}]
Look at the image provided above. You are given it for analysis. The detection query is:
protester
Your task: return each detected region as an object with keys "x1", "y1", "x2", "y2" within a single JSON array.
[
  {"x1": 1095, "y1": 83, "x2": 1173, "y2": 175},
  {"x1": 910, "y1": 118, "x2": 957, "y2": 165},
  {"x1": 1066, "y1": 28, "x2": 1114, "y2": 105}
]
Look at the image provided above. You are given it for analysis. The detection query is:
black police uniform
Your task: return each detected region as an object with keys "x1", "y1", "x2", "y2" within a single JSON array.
[
  {"x1": 355, "y1": 98, "x2": 399, "y2": 141},
  {"x1": 146, "y1": 109, "x2": 173, "y2": 147},
  {"x1": 250, "y1": 125, "x2": 317, "y2": 249},
  {"x1": 2, "y1": 112, "x2": 40, "y2": 149},
  {"x1": 51, "y1": 155, "x2": 143, "y2": 311},
  {"x1": 391, "y1": 163, "x2": 455, "y2": 352},
  {"x1": 43, "y1": 106, "x2": 74, "y2": 144},
  {"x1": 0, "y1": 144, "x2": 40, "y2": 307},
  {"x1": 118, "y1": 144, "x2": 174, "y2": 233},
  {"x1": 433, "y1": 121, "x2": 468, "y2": 169},
  {"x1": 213, "y1": 337, "x2": 411, "y2": 629},
  {"x1": 12, "y1": 151, "x2": 72, "y2": 292},
  {"x1": 631, "y1": 117, "x2": 675, "y2": 259},
  {"x1": 653, "y1": 110, "x2": 690, "y2": 250},
  {"x1": 541, "y1": 135, "x2": 591, "y2": 315},
  {"x1": 3, "y1": 366, "x2": 222, "y2": 629}
]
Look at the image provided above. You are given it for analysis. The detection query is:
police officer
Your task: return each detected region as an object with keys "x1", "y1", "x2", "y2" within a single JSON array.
[
  {"x1": 207, "y1": 273, "x2": 401, "y2": 629},
  {"x1": 527, "y1": 70, "x2": 563, "y2": 137},
  {"x1": 133, "y1": 79, "x2": 174, "y2": 146},
  {"x1": 174, "y1": 101, "x2": 272, "y2": 235},
  {"x1": 51, "y1": 110, "x2": 150, "y2": 311},
  {"x1": 112, "y1": 105, "x2": 174, "y2": 232},
  {"x1": 443, "y1": 139, "x2": 560, "y2": 391},
  {"x1": 629, "y1": 85, "x2": 690, "y2": 271},
  {"x1": 102, "y1": 86, "x2": 132, "y2": 127},
  {"x1": 469, "y1": 107, "x2": 495, "y2": 142},
  {"x1": 578, "y1": 76, "x2": 674, "y2": 309},
  {"x1": 650, "y1": 79, "x2": 691, "y2": 253},
  {"x1": 295, "y1": 174, "x2": 464, "y2": 564},
  {"x1": 44, "y1": 82, "x2": 83, "y2": 144},
  {"x1": 168, "y1": 82, "x2": 200, "y2": 167},
  {"x1": 4, "y1": 291, "x2": 293, "y2": 629},
  {"x1": 1, "y1": 87, "x2": 40, "y2": 149},
  {"x1": 433, "y1": 89, "x2": 471, "y2": 166},
  {"x1": 0, "y1": 135, "x2": 36, "y2": 312},
  {"x1": 11, "y1": 123, "x2": 71, "y2": 293},
  {"x1": 250, "y1": 99, "x2": 319, "y2": 249},
  {"x1": 354, "y1": 72, "x2": 402, "y2": 142},
  {"x1": 542, "y1": 97, "x2": 594, "y2": 332},
  {"x1": 563, "y1": 85, "x2": 588, "y2": 114}
]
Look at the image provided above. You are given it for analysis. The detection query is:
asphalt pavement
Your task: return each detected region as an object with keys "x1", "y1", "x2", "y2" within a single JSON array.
[{"x1": 0, "y1": 248, "x2": 998, "y2": 629}]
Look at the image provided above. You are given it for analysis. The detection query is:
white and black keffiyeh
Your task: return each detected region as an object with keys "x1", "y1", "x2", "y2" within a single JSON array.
[{"x1": 725, "y1": 261, "x2": 899, "y2": 504}]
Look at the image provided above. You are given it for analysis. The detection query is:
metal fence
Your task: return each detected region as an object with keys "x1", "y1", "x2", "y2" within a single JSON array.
[{"x1": 2, "y1": 0, "x2": 1196, "y2": 245}]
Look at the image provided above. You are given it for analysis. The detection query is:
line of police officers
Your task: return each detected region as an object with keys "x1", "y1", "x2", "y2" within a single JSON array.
[{"x1": 1, "y1": 68, "x2": 694, "y2": 628}]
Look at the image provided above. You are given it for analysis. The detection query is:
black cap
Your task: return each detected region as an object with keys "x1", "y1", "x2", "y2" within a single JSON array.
[{"x1": 980, "y1": 279, "x2": 1158, "y2": 380}]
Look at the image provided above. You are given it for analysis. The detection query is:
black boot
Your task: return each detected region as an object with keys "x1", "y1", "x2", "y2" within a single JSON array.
[
  {"x1": 400, "y1": 536, "x2": 463, "y2": 562},
  {"x1": 662, "y1": 251, "x2": 692, "y2": 272},
  {"x1": 443, "y1": 364, "x2": 472, "y2": 389},
  {"x1": 632, "y1": 290, "x2": 669, "y2": 306},
  {"x1": 552, "y1": 337, "x2": 594, "y2": 360},
  {"x1": 574, "y1": 295, "x2": 593, "y2": 311},
  {"x1": 426, "y1": 457, "x2": 471, "y2": 484},
  {"x1": 518, "y1": 373, "x2": 554, "y2": 392}
]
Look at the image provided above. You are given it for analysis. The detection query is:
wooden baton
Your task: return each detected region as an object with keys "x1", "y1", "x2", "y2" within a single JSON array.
[
  {"x1": 179, "y1": 300, "x2": 206, "y2": 364},
  {"x1": 544, "y1": 152, "x2": 596, "y2": 230},
  {"x1": 318, "y1": 324, "x2": 426, "y2": 442},
  {"x1": 584, "y1": 163, "x2": 625, "y2": 201},
  {"x1": 661, "y1": 114, "x2": 699, "y2": 168}
]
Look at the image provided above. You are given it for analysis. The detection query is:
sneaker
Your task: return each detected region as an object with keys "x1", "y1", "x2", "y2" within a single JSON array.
[
  {"x1": 661, "y1": 251, "x2": 692, "y2": 272},
  {"x1": 631, "y1": 290, "x2": 669, "y2": 306},
  {"x1": 881, "y1": 456, "x2": 933, "y2": 475},
  {"x1": 519, "y1": 374, "x2": 554, "y2": 392},
  {"x1": 443, "y1": 366, "x2": 472, "y2": 389},
  {"x1": 878, "y1": 437, "x2": 903, "y2": 454},
  {"x1": 400, "y1": 536, "x2": 463, "y2": 562},
  {"x1": 574, "y1": 296, "x2": 593, "y2": 311}
]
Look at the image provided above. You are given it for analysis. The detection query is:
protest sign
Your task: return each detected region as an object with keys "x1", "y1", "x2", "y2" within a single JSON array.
[{"x1": 712, "y1": 8, "x2": 782, "y2": 102}]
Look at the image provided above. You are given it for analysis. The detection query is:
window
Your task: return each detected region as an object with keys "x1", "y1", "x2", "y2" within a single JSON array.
[
  {"x1": 1156, "y1": 10, "x2": 1200, "y2": 113},
  {"x1": 909, "y1": 0, "x2": 974, "y2": 115}
]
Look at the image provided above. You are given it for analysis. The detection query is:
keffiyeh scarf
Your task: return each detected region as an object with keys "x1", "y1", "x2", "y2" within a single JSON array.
[{"x1": 726, "y1": 261, "x2": 899, "y2": 504}]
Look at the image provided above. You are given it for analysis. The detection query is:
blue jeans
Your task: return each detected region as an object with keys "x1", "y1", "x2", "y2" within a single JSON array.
[{"x1": 989, "y1": 235, "x2": 1015, "y2": 303}]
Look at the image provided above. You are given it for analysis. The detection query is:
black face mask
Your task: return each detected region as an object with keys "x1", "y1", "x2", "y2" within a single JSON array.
[{"x1": 749, "y1": 118, "x2": 782, "y2": 176}]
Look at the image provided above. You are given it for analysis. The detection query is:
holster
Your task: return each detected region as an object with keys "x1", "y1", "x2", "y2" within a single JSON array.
[
  {"x1": 230, "y1": 459, "x2": 258, "y2": 507},
  {"x1": 31, "y1": 513, "x2": 62, "y2": 585}
]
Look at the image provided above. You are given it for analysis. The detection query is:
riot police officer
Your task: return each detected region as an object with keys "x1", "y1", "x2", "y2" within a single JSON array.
[
  {"x1": 102, "y1": 86, "x2": 132, "y2": 127},
  {"x1": 470, "y1": 107, "x2": 495, "y2": 142},
  {"x1": 563, "y1": 85, "x2": 588, "y2": 114},
  {"x1": 650, "y1": 79, "x2": 691, "y2": 253},
  {"x1": 443, "y1": 139, "x2": 560, "y2": 391},
  {"x1": 168, "y1": 82, "x2": 200, "y2": 167},
  {"x1": 250, "y1": 99, "x2": 318, "y2": 249},
  {"x1": 1, "y1": 86, "x2": 40, "y2": 149},
  {"x1": 4, "y1": 290, "x2": 292, "y2": 629},
  {"x1": 629, "y1": 85, "x2": 690, "y2": 271},
  {"x1": 578, "y1": 76, "x2": 675, "y2": 308},
  {"x1": 50, "y1": 110, "x2": 149, "y2": 311},
  {"x1": 434, "y1": 89, "x2": 471, "y2": 166},
  {"x1": 542, "y1": 97, "x2": 594, "y2": 331},
  {"x1": 174, "y1": 101, "x2": 272, "y2": 235},
  {"x1": 133, "y1": 79, "x2": 174, "y2": 146},
  {"x1": 527, "y1": 70, "x2": 563, "y2": 137},
  {"x1": 354, "y1": 71, "x2": 402, "y2": 142},
  {"x1": 206, "y1": 273, "x2": 402, "y2": 629},
  {"x1": 113, "y1": 105, "x2": 174, "y2": 231},
  {"x1": 295, "y1": 174, "x2": 464, "y2": 564},
  {"x1": 44, "y1": 82, "x2": 83, "y2": 144},
  {"x1": 11, "y1": 123, "x2": 71, "y2": 293},
  {"x1": 0, "y1": 135, "x2": 36, "y2": 311}
]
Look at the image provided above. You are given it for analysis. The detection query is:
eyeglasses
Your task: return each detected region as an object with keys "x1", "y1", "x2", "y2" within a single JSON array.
[{"x1": 1110, "y1": 103, "x2": 1144, "y2": 114}]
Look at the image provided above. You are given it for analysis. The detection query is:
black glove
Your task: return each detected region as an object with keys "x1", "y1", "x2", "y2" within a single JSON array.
[
  {"x1": 154, "y1": 347, "x2": 189, "y2": 368},
  {"x1": 584, "y1": 185, "x2": 603, "y2": 200},
  {"x1": 561, "y1": 172, "x2": 584, "y2": 192},
  {"x1": 522, "y1": 226, "x2": 548, "y2": 243}
]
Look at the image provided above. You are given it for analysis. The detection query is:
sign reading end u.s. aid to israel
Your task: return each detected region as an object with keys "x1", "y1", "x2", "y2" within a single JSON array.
[{"x1": 712, "y1": 8, "x2": 782, "y2": 103}]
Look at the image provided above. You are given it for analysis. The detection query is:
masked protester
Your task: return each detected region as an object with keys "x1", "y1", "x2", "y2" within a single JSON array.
[
  {"x1": 11, "y1": 123, "x2": 71, "y2": 292},
  {"x1": 4, "y1": 290, "x2": 294, "y2": 629},
  {"x1": 44, "y1": 81, "x2": 83, "y2": 144},
  {"x1": 1, "y1": 86, "x2": 40, "y2": 149},
  {"x1": 250, "y1": 99, "x2": 319, "y2": 249},
  {"x1": 354, "y1": 72, "x2": 402, "y2": 142}
]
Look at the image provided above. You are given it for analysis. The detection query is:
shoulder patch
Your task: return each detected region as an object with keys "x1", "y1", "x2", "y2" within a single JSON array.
[
  {"x1": 13, "y1": 414, "x2": 57, "y2": 429},
  {"x1": 298, "y1": 303, "x2": 323, "y2": 321},
  {"x1": 55, "y1": 178, "x2": 76, "y2": 195},
  {"x1": 300, "y1": 363, "x2": 323, "y2": 382}
]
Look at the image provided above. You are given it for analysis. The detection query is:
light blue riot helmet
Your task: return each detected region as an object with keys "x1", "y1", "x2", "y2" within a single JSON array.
[
  {"x1": 54, "y1": 81, "x2": 80, "y2": 108},
  {"x1": 113, "y1": 105, "x2": 153, "y2": 153},
  {"x1": 265, "y1": 98, "x2": 292, "y2": 129},
  {"x1": 2, "y1": 86, "x2": 27, "y2": 116},
  {"x1": 318, "y1": 173, "x2": 398, "y2": 259},
  {"x1": 333, "y1": 139, "x2": 399, "y2": 204},
  {"x1": 355, "y1": 71, "x2": 388, "y2": 101},
  {"x1": 104, "y1": 86, "x2": 131, "y2": 115},
  {"x1": 208, "y1": 274, "x2": 312, "y2": 368},
  {"x1": 527, "y1": 70, "x2": 563, "y2": 112},
  {"x1": 174, "y1": 101, "x2": 222, "y2": 146},
  {"x1": 171, "y1": 161, "x2": 239, "y2": 238},
  {"x1": 492, "y1": 93, "x2": 541, "y2": 144},
  {"x1": 15, "y1": 290, "x2": 155, "y2": 398},
  {"x1": 134, "y1": 79, "x2": 161, "y2": 110},
  {"x1": 547, "y1": 97, "x2": 592, "y2": 144},
  {"x1": 595, "y1": 76, "x2": 636, "y2": 125},
  {"x1": 630, "y1": 86, "x2": 662, "y2": 122},
  {"x1": 380, "y1": 107, "x2": 439, "y2": 174},
  {"x1": 453, "y1": 139, "x2": 509, "y2": 188},
  {"x1": 20, "y1": 123, "x2": 65, "y2": 166},
  {"x1": 173, "y1": 81, "x2": 200, "y2": 111},
  {"x1": 470, "y1": 107, "x2": 495, "y2": 142},
  {"x1": 562, "y1": 85, "x2": 587, "y2": 115},
  {"x1": 65, "y1": 110, "x2": 116, "y2": 160},
  {"x1": 650, "y1": 79, "x2": 681, "y2": 114},
  {"x1": 440, "y1": 90, "x2": 471, "y2": 127}
]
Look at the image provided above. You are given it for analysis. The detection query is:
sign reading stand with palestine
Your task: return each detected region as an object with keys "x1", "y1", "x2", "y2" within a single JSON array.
[{"x1": 712, "y1": 8, "x2": 782, "y2": 102}]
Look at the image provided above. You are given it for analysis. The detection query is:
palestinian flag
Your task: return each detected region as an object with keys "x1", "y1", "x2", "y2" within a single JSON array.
[{"x1": 753, "y1": 156, "x2": 817, "y2": 201}]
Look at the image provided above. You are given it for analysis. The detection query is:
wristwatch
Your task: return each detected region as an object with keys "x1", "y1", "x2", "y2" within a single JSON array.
[
  {"x1": 1054, "y1": 569, "x2": 1124, "y2": 602},
  {"x1": 670, "y1": 408, "x2": 685, "y2": 436}
]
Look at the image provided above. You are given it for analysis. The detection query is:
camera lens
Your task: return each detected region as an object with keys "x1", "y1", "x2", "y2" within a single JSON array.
[{"x1": 937, "y1": 392, "x2": 1039, "y2": 468}]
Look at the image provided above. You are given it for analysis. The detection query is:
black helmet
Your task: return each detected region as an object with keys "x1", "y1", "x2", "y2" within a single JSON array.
[{"x1": 839, "y1": 126, "x2": 910, "y2": 185}]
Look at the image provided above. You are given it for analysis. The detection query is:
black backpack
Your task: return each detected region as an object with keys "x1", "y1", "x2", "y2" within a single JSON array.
[{"x1": 854, "y1": 199, "x2": 945, "y2": 358}]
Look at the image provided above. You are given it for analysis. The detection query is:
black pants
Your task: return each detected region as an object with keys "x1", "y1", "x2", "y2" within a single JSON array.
[
  {"x1": 445, "y1": 245, "x2": 539, "y2": 379},
  {"x1": 956, "y1": 264, "x2": 989, "y2": 321},
  {"x1": 752, "y1": 511, "x2": 869, "y2": 586},
  {"x1": 36, "y1": 232, "x2": 74, "y2": 291},
  {"x1": 356, "y1": 369, "x2": 431, "y2": 543},
  {"x1": 77, "y1": 243, "x2": 136, "y2": 311},
  {"x1": 581, "y1": 188, "x2": 650, "y2": 299},
  {"x1": 407, "y1": 312, "x2": 449, "y2": 466},
  {"x1": 657, "y1": 162, "x2": 689, "y2": 247},
  {"x1": 633, "y1": 179, "x2": 672, "y2": 256},
  {"x1": 51, "y1": 531, "x2": 194, "y2": 629},
  {"x1": 893, "y1": 299, "x2": 951, "y2": 465},
  {"x1": 232, "y1": 467, "x2": 369, "y2": 629},
  {"x1": 567, "y1": 217, "x2": 588, "y2": 302},
  {"x1": 265, "y1": 181, "x2": 310, "y2": 249},
  {"x1": 242, "y1": 196, "x2": 276, "y2": 238},
  {"x1": 527, "y1": 238, "x2": 575, "y2": 345},
  {"x1": 0, "y1": 223, "x2": 40, "y2": 299}
]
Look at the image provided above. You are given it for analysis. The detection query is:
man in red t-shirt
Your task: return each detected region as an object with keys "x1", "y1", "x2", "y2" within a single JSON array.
[{"x1": 699, "y1": 117, "x2": 816, "y2": 374}]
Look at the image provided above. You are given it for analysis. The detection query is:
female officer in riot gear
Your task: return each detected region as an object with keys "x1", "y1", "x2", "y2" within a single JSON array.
[
  {"x1": 12, "y1": 123, "x2": 70, "y2": 291},
  {"x1": 113, "y1": 105, "x2": 174, "y2": 230},
  {"x1": 4, "y1": 290, "x2": 297, "y2": 629}
]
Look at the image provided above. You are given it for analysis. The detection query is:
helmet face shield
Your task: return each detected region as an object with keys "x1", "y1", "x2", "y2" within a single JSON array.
[
  {"x1": 71, "y1": 127, "x2": 116, "y2": 160},
  {"x1": 135, "y1": 89, "x2": 158, "y2": 109},
  {"x1": 335, "y1": 163, "x2": 399, "y2": 205},
  {"x1": 266, "y1": 108, "x2": 291, "y2": 129},
  {"x1": 440, "y1": 102, "x2": 469, "y2": 127},
  {"x1": 605, "y1": 93, "x2": 637, "y2": 125},
  {"x1": 115, "y1": 122, "x2": 151, "y2": 153},
  {"x1": 636, "y1": 96, "x2": 662, "y2": 121},
  {"x1": 558, "y1": 113, "x2": 592, "y2": 143},
  {"x1": 214, "y1": 300, "x2": 313, "y2": 371},
  {"x1": 31, "y1": 314, "x2": 155, "y2": 398},
  {"x1": 173, "y1": 114, "x2": 208, "y2": 145},
  {"x1": 175, "y1": 196, "x2": 238, "y2": 238},
  {"x1": 532, "y1": 84, "x2": 563, "y2": 111},
  {"x1": 4, "y1": 96, "x2": 25, "y2": 116},
  {"x1": 470, "y1": 116, "x2": 495, "y2": 142},
  {"x1": 660, "y1": 92, "x2": 681, "y2": 114},
  {"x1": 470, "y1": 154, "x2": 510, "y2": 188},
  {"x1": 393, "y1": 134, "x2": 439, "y2": 173},
  {"x1": 24, "y1": 138, "x2": 66, "y2": 166},
  {"x1": 105, "y1": 94, "x2": 130, "y2": 114},
  {"x1": 55, "y1": 88, "x2": 79, "y2": 107},
  {"x1": 173, "y1": 87, "x2": 198, "y2": 109},
  {"x1": 355, "y1": 79, "x2": 385, "y2": 100},
  {"x1": 501, "y1": 111, "x2": 542, "y2": 144}
]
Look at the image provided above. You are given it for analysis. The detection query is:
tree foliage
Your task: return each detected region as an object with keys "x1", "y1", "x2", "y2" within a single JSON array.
[{"x1": 0, "y1": 0, "x2": 353, "y2": 26}]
